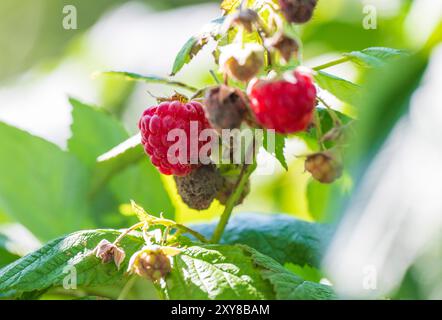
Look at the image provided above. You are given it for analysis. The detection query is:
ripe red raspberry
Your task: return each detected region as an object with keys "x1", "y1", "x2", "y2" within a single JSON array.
[
  {"x1": 247, "y1": 68, "x2": 317, "y2": 134},
  {"x1": 138, "y1": 100, "x2": 212, "y2": 176}
]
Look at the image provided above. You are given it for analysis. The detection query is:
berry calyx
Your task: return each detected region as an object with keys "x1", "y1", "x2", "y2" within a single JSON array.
[
  {"x1": 139, "y1": 100, "x2": 212, "y2": 176},
  {"x1": 174, "y1": 164, "x2": 223, "y2": 210},
  {"x1": 247, "y1": 67, "x2": 317, "y2": 134},
  {"x1": 204, "y1": 85, "x2": 250, "y2": 132},
  {"x1": 278, "y1": 0, "x2": 318, "y2": 24},
  {"x1": 304, "y1": 151, "x2": 343, "y2": 184}
]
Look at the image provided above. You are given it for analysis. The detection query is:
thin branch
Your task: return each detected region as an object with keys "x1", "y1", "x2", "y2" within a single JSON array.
[{"x1": 312, "y1": 57, "x2": 350, "y2": 71}]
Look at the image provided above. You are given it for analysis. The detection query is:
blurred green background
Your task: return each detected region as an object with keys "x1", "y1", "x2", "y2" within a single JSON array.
[{"x1": 0, "y1": 0, "x2": 441, "y2": 299}]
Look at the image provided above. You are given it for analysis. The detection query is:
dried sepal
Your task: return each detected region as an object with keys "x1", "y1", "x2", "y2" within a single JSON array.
[{"x1": 94, "y1": 239, "x2": 126, "y2": 270}]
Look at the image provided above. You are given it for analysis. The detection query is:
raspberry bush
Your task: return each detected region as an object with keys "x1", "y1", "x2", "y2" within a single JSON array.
[{"x1": 0, "y1": 0, "x2": 415, "y2": 301}]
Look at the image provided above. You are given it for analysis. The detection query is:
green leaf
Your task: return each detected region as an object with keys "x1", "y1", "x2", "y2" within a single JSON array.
[
  {"x1": 164, "y1": 244, "x2": 274, "y2": 300},
  {"x1": 0, "y1": 229, "x2": 145, "y2": 299},
  {"x1": 68, "y1": 99, "x2": 174, "y2": 220},
  {"x1": 242, "y1": 246, "x2": 337, "y2": 300},
  {"x1": 263, "y1": 131, "x2": 288, "y2": 170},
  {"x1": 0, "y1": 122, "x2": 92, "y2": 241},
  {"x1": 100, "y1": 71, "x2": 197, "y2": 91},
  {"x1": 344, "y1": 47, "x2": 408, "y2": 68},
  {"x1": 0, "y1": 234, "x2": 20, "y2": 268},
  {"x1": 95, "y1": 137, "x2": 175, "y2": 219},
  {"x1": 171, "y1": 16, "x2": 226, "y2": 76},
  {"x1": 284, "y1": 263, "x2": 323, "y2": 283},
  {"x1": 89, "y1": 134, "x2": 144, "y2": 197},
  {"x1": 347, "y1": 54, "x2": 427, "y2": 178},
  {"x1": 68, "y1": 98, "x2": 128, "y2": 167},
  {"x1": 314, "y1": 71, "x2": 361, "y2": 105},
  {"x1": 192, "y1": 213, "x2": 332, "y2": 268},
  {"x1": 306, "y1": 179, "x2": 331, "y2": 221}
]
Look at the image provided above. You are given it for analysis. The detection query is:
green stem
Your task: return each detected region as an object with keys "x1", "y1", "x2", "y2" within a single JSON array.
[
  {"x1": 314, "y1": 110, "x2": 326, "y2": 150},
  {"x1": 313, "y1": 56, "x2": 350, "y2": 71},
  {"x1": 175, "y1": 223, "x2": 209, "y2": 243},
  {"x1": 113, "y1": 221, "x2": 145, "y2": 246},
  {"x1": 117, "y1": 276, "x2": 136, "y2": 300},
  {"x1": 211, "y1": 161, "x2": 257, "y2": 243},
  {"x1": 317, "y1": 96, "x2": 342, "y2": 126}
]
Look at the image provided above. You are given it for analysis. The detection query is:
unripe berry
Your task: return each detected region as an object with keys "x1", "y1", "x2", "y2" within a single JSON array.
[
  {"x1": 127, "y1": 246, "x2": 180, "y2": 282},
  {"x1": 247, "y1": 67, "x2": 317, "y2": 134},
  {"x1": 304, "y1": 151, "x2": 343, "y2": 184}
]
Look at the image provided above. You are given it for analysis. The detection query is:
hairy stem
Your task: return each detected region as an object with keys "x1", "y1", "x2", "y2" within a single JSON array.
[
  {"x1": 175, "y1": 223, "x2": 209, "y2": 243},
  {"x1": 211, "y1": 161, "x2": 257, "y2": 243},
  {"x1": 313, "y1": 56, "x2": 350, "y2": 71},
  {"x1": 113, "y1": 221, "x2": 145, "y2": 246},
  {"x1": 314, "y1": 110, "x2": 326, "y2": 150},
  {"x1": 317, "y1": 96, "x2": 342, "y2": 126}
]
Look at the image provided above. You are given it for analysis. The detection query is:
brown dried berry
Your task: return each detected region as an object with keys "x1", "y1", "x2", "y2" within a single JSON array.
[
  {"x1": 204, "y1": 85, "x2": 249, "y2": 132},
  {"x1": 305, "y1": 151, "x2": 343, "y2": 184},
  {"x1": 174, "y1": 164, "x2": 224, "y2": 210},
  {"x1": 278, "y1": 0, "x2": 318, "y2": 24},
  {"x1": 266, "y1": 33, "x2": 299, "y2": 62}
]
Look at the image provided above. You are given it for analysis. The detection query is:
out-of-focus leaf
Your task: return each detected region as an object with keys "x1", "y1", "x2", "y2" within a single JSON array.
[
  {"x1": 90, "y1": 134, "x2": 144, "y2": 197},
  {"x1": 314, "y1": 71, "x2": 360, "y2": 105},
  {"x1": 192, "y1": 213, "x2": 332, "y2": 268},
  {"x1": 242, "y1": 246, "x2": 337, "y2": 300},
  {"x1": 0, "y1": 234, "x2": 20, "y2": 268},
  {"x1": 263, "y1": 131, "x2": 288, "y2": 170},
  {"x1": 344, "y1": 47, "x2": 408, "y2": 68},
  {"x1": 0, "y1": 229, "x2": 144, "y2": 299},
  {"x1": 0, "y1": 122, "x2": 92, "y2": 241},
  {"x1": 171, "y1": 16, "x2": 226, "y2": 76},
  {"x1": 68, "y1": 99, "x2": 174, "y2": 220},
  {"x1": 306, "y1": 179, "x2": 331, "y2": 222},
  {"x1": 347, "y1": 54, "x2": 428, "y2": 172},
  {"x1": 68, "y1": 98, "x2": 128, "y2": 167},
  {"x1": 107, "y1": 160, "x2": 175, "y2": 220},
  {"x1": 164, "y1": 244, "x2": 274, "y2": 300}
]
